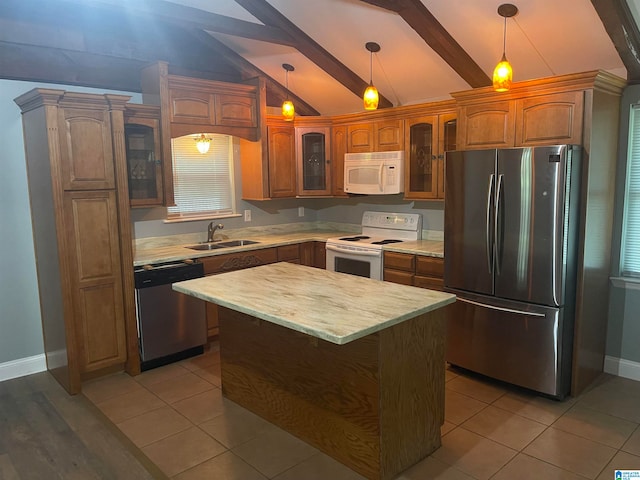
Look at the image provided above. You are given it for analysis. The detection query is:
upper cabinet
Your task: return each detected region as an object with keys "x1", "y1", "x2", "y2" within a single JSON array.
[
  {"x1": 140, "y1": 62, "x2": 264, "y2": 205},
  {"x1": 267, "y1": 121, "x2": 296, "y2": 198},
  {"x1": 453, "y1": 79, "x2": 589, "y2": 150},
  {"x1": 404, "y1": 112, "x2": 456, "y2": 200},
  {"x1": 168, "y1": 76, "x2": 259, "y2": 140},
  {"x1": 124, "y1": 104, "x2": 164, "y2": 207},
  {"x1": 296, "y1": 126, "x2": 332, "y2": 196},
  {"x1": 331, "y1": 125, "x2": 348, "y2": 197},
  {"x1": 347, "y1": 119, "x2": 404, "y2": 152}
]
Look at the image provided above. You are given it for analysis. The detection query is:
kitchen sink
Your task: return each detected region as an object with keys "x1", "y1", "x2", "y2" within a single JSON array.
[
  {"x1": 186, "y1": 239, "x2": 260, "y2": 251},
  {"x1": 186, "y1": 243, "x2": 224, "y2": 251},
  {"x1": 217, "y1": 240, "x2": 260, "y2": 247}
]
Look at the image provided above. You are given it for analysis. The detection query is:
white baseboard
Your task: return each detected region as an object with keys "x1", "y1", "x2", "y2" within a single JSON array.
[
  {"x1": 604, "y1": 355, "x2": 640, "y2": 382},
  {"x1": 0, "y1": 354, "x2": 47, "y2": 383}
]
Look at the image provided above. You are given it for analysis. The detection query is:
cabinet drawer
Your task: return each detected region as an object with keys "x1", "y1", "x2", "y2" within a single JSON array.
[
  {"x1": 200, "y1": 248, "x2": 278, "y2": 275},
  {"x1": 383, "y1": 251, "x2": 415, "y2": 272},
  {"x1": 414, "y1": 275, "x2": 444, "y2": 291},
  {"x1": 277, "y1": 244, "x2": 300, "y2": 262},
  {"x1": 415, "y1": 256, "x2": 444, "y2": 277},
  {"x1": 384, "y1": 269, "x2": 414, "y2": 286}
]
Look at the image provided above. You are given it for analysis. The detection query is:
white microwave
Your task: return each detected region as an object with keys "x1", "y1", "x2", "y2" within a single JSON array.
[{"x1": 343, "y1": 151, "x2": 405, "y2": 195}]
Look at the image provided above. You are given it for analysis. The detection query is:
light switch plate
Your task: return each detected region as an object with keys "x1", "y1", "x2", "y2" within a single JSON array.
[
  {"x1": 244, "y1": 209, "x2": 251, "y2": 222},
  {"x1": 298, "y1": 206, "x2": 304, "y2": 217}
]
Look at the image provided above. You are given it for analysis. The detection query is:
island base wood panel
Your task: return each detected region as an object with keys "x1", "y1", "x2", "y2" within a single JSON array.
[{"x1": 218, "y1": 306, "x2": 445, "y2": 480}]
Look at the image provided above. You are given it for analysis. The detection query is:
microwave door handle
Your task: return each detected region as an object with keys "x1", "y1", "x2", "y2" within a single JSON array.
[
  {"x1": 378, "y1": 163, "x2": 384, "y2": 192},
  {"x1": 326, "y1": 244, "x2": 382, "y2": 257}
]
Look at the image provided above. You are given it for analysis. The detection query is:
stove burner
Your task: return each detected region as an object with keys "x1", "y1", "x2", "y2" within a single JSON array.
[
  {"x1": 371, "y1": 239, "x2": 403, "y2": 245},
  {"x1": 339, "y1": 235, "x2": 371, "y2": 241}
]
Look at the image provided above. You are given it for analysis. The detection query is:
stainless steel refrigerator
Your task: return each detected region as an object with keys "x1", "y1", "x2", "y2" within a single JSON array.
[{"x1": 444, "y1": 145, "x2": 582, "y2": 398}]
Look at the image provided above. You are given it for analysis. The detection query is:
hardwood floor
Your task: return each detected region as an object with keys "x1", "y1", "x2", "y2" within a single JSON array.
[{"x1": 0, "y1": 371, "x2": 165, "y2": 479}]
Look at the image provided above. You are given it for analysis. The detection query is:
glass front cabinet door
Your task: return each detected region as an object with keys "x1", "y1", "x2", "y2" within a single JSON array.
[
  {"x1": 404, "y1": 113, "x2": 456, "y2": 200},
  {"x1": 296, "y1": 127, "x2": 332, "y2": 196},
  {"x1": 124, "y1": 105, "x2": 163, "y2": 207}
]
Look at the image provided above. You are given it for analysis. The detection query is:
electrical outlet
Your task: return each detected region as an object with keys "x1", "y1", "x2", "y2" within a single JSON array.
[
  {"x1": 298, "y1": 206, "x2": 304, "y2": 217},
  {"x1": 244, "y1": 209, "x2": 251, "y2": 222}
]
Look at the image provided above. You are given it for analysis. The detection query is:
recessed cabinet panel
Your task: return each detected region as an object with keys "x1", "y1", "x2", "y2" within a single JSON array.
[
  {"x1": 458, "y1": 101, "x2": 515, "y2": 149},
  {"x1": 59, "y1": 108, "x2": 115, "y2": 190},
  {"x1": 375, "y1": 120, "x2": 403, "y2": 151},
  {"x1": 79, "y1": 282, "x2": 126, "y2": 371},
  {"x1": 347, "y1": 124, "x2": 373, "y2": 153},
  {"x1": 215, "y1": 94, "x2": 257, "y2": 128},
  {"x1": 267, "y1": 125, "x2": 296, "y2": 198},
  {"x1": 516, "y1": 91, "x2": 584, "y2": 146},
  {"x1": 170, "y1": 89, "x2": 214, "y2": 125}
]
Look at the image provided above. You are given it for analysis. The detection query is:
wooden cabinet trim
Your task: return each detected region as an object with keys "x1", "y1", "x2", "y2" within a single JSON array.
[{"x1": 200, "y1": 248, "x2": 278, "y2": 275}]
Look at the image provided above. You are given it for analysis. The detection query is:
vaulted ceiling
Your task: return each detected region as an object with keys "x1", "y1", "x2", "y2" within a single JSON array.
[{"x1": 1, "y1": 0, "x2": 638, "y2": 116}]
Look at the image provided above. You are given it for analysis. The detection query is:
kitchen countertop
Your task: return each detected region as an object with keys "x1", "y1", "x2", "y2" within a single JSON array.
[
  {"x1": 133, "y1": 230, "x2": 444, "y2": 266},
  {"x1": 173, "y1": 262, "x2": 455, "y2": 344}
]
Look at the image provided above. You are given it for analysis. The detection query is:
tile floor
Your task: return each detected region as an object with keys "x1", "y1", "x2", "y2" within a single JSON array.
[{"x1": 82, "y1": 343, "x2": 640, "y2": 480}]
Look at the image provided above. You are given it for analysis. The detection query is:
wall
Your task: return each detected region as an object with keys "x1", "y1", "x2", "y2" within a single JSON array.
[
  {"x1": 604, "y1": 84, "x2": 640, "y2": 380},
  {"x1": 0, "y1": 79, "x2": 141, "y2": 380}
]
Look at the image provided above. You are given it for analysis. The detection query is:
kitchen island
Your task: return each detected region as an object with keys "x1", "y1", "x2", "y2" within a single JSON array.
[{"x1": 173, "y1": 262, "x2": 455, "y2": 480}]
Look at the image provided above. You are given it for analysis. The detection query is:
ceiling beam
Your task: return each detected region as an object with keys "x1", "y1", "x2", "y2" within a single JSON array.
[
  {"x1": 235, "y1": 0, "x2": 394, "y2": 108},
  {"x1": 363, "y1": 0, "x2": 491, "y2": 88},
  {"x1": 359, "y1": 0, "x2": 402, "y2": 12},
  {"x1": 191, "y1": 30, "x2": 321, "y2": 116},
  {"x1": 590, "y1": 0, "x2": 640, "y2": 82}
]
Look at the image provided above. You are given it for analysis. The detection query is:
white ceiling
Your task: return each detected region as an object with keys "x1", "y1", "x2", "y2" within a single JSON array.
[{"x1": 142, "y1": 0, "x2": 627, "y2": 115}]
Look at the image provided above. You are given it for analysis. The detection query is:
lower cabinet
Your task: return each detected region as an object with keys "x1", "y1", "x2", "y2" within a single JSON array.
[
  {"x1": 199, "y1": 245, "x2": 305, "y2": 338},
  {"x1": 300, "y1": 241, "x2": 326, "y2": 268},
  {"x1": 383, "y1": 251, "x2": 444, "y2": 291}
]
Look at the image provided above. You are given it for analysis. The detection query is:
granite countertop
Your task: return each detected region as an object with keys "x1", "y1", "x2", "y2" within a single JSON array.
[
  {"x1": 173, "y1": 262, "x2": 455, "y2": 345},
  {"x1": 133, "y1": 230, "x2": 444, "y2": 266}
]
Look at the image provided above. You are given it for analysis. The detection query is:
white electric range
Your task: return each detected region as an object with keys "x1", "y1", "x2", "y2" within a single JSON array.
[{"x1": 326, "y1": 211, "x2": 422, "y2": 280}]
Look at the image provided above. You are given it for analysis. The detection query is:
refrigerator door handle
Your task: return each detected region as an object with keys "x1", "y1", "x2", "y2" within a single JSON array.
[
  {"x1": 457, "y1": 297, "x2": 547, "y2": 317},
  {"x1": 486, "y1": 174, "x2": 495, "y2": 275},
  {"x1": 495, "y1": 173, "x2": 504, "y2": 275}
]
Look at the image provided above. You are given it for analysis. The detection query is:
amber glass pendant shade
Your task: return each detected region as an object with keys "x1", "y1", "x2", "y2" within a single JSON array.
[
  {"x1": 282, "y1": 100, "x2": 295, "y2": 121},
  {"x1": 363, "y1": 84, "x2": 379, "y2": 110},
  {"x1": 195, "y1": 134, "x2": 211, "y2": 154},
  {"x1": 282, "y1": 63, "x2": 295, "y2": 121},
  {"x1": 493, "y1": 54, "x2": 513, "y2": 92},
  {"x1": 493, "y1": 4, "x2": 518, "y2": 92}
]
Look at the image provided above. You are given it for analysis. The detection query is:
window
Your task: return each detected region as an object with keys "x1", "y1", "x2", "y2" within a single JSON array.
[
  {"x1": 622, "y1": 106, "x2": 640, "y2": 277},
  {"x1": 167, "y1": 134, "x2": 235, "y2": 220}
]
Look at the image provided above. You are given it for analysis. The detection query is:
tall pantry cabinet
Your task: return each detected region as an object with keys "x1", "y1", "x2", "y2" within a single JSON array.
[{"x1": 15, "y1": 89, "x2": 138, "y2": 395}]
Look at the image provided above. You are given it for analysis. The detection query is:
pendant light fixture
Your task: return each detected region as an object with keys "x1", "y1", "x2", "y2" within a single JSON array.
[
  {"x1": 282, "y1": 63, "x2": 295, "y2": 121},
  {"x1": 195, "y1": 134, "x2": 211, "y2": 154},
  {"x1": 493, "y1": 3, "x2": 518, "y2": 92},
  {"x1": 364, "y1": 42, "x2": 380, "y2": 110}
]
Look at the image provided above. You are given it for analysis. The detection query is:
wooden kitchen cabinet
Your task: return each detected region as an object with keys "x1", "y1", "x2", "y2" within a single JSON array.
[
  {"x1": 296, "y1": 126, "x2": 332, "y2": 196},
  {"x1": 124, "y1": 104, "x2": 164, "y2": 207},
  {"x1": 404, "y1": 113, "x2": 456, "y2": 200},
  {"x1": 347, "y1": 119, "x2": 403, "y2": 152},
  {"x1": 277, "y1": 244, "x2": 301, "y2": 263},
  {"x1": 15, "y1": 89, "x2": 137, "y2": 394},
  {"x1": 267, "y1": 122, "x2": 297, "y2": 198},
  {"x1": 454, "y1": 88, "x2": 584, "y2": 150},
  {"x1": 384, "y1": 251, "x2": 444, "y2": 291},
  {"x1": 331, "y1": 125, "x2": 348, "y2": 196}
]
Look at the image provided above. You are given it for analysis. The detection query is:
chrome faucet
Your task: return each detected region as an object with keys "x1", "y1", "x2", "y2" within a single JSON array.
[{"x1": 207, "y1": 222, "x2": 224, "y2": 243}]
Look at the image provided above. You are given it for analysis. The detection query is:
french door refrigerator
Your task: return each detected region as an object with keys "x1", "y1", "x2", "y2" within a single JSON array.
[{"x1": 444, "y1": 145, "x2": 582, "y2": 398}]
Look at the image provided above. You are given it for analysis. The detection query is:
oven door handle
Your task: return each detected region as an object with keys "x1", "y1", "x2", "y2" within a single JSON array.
[{"x1": 326, "y1": 244, "x2": 381, "y2": 257}]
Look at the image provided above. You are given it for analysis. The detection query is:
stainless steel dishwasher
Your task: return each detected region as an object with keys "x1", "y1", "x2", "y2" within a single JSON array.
[{"x1": 134, "y1": 260, "x2": 206, "y2": 371}]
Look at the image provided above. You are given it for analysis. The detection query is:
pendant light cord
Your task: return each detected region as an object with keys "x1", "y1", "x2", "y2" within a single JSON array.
[
  {"x1": 369, "y1": 50, "x2": 373, "y2": 84},
  {"x1": 502, "y1": 16, "x2": 507, "y2": 55}
]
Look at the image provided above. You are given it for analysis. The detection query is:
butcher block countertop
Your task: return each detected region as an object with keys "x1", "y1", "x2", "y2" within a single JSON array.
[{"x1": 173, "y1": 261, "x2": 455, "y2": 345}]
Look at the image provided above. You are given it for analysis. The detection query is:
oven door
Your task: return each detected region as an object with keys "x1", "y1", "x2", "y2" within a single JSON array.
[{"x1": 325, "y1": 243, "x2": 383, "y2": 280}]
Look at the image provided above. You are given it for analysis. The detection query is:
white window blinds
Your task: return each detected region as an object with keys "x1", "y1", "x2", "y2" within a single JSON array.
[
  {"x1": 168, "y1": 134, "x2": 235, "y2": 219},
  {"x1": 622, "y1": 106, "x2": 640, "y2": 277}
]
